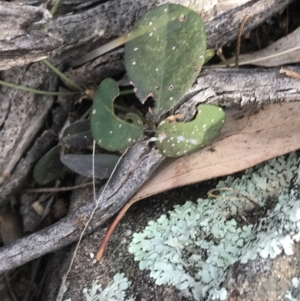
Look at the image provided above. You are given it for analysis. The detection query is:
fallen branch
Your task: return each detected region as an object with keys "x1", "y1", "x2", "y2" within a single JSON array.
[{"x1": 0, "y1": 0, "x2": 293, "y2": 70}]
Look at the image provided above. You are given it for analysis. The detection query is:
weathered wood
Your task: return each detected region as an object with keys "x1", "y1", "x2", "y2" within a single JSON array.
[
  {"x1": 0, "y1": 0, "x2": 294, "y2": 70},
  {"x1": 0, "y1": 92, "x2": 72, "y2": 203},
  {"x1": 0, "y1": 63, "x2": 57, "y2": 186}
]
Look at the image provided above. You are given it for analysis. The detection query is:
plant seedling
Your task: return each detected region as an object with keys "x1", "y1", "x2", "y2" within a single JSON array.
[
  {"x1": 0, "y1": 2, "x2": 226, "y2": 262},
  {"x1": 94, "y1": 3, "x2": 226, "y2": 260},
  {"x1": 91, "y1": 3, "x2": 224, "y2": 156}
]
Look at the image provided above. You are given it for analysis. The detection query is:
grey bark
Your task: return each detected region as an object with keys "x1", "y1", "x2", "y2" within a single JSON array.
[
  {"x1": 0, "y1": 0, "x2": 293, "y2": 70},
  {"x1": 0, "y1": 0, "x2": 297, "y2": 278}
]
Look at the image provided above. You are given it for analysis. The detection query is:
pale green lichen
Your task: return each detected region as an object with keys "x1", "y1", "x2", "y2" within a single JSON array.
[
  {"x1": 64, "y1": 273, "x2": 134, "y2": 301},
  {"x1": 285, "y1": 277, "x2": 300, "y2": 301},
  {"x1": 129, "y1": 153, "x2": 300, "y2": 300},
  {"x1": 129, "y1": 197, "x2": 252, "y2": 300}
]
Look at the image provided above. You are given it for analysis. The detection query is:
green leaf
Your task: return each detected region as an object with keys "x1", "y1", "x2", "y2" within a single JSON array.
[
  {"x1": 91, "y1": 78, "x2": 143, "y2": 151},
  {"x1": 124, "y1": 3, "x2": 206, "y2": 116},
  {"x1": 63, "y1": 131, "x2": 93, "y2": 148},
  {"x1": 204, "y1": 49, "x2": 215, "y2": 64},
  {"x1": 155, "y1": 105, "x2": 225, "y2": 157},
  {"x1": 33, "y1": 145, "x2": 64, "y2": 185},
  {"x1": 60, "y1": 154, "x2": 119, "y2": 179},
  {"x1": 62, "y1": 120, "x2": 93, "y2": 148},
  {"x1": 63, "y1": 120, "x2": 90, "y2": 137}
]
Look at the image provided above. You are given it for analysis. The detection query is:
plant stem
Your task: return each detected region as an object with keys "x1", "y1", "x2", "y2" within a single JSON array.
[
  {"x1": 68, "y1": 35, "x2": 128, "y2": 67},
  {"x1": 96, "y1": 197, "x2": 140, "y2": 261},
  {"x1": 119, "y1": 89, "x2": 134, "y2": 96},
  {"x1": 0, "y1": 80, "x2": 78, "y2": 96},
  {"x1": 23, "y1": 182, "x2": 94, "y2": 193},
  {"x1": 113, "y1": 104, "x2": 133, "y2": 114},
  {"x1": 50, "y1": 0, "x2": 62, "y2": 16},
  {"x1": 43, "y1": 59, "x2": 84, "y2": 92}
]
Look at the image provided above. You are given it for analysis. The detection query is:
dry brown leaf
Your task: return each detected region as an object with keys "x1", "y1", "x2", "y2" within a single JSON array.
[
  {"x1": 227, "y1": 27, "x2": 300, "y2": 67},
  {"x1": 132, "y1": 102, "x2": 300, "y2": 202}
]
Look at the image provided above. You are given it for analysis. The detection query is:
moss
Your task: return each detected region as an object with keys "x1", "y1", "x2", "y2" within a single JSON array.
[{"x1": 128, "y1": 153, "x2": 300, "y2": 300}]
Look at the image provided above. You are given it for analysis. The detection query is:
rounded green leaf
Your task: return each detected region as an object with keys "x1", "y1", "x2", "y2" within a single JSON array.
[
  {"x1": 63, "y1": 120, "x2": 90, "y2": 137},
  {"x1": 33, "y1": 145, "x2": 64, "y2": 185},
  {"x1": 62, "y1": 120, "x2": 93, "y2": 148},
  {"x1": 62, "y1": 131, "x2": 93, "y2": 148},
  {"x1": 124, "y1": 3, "x2": 206, "y2": 116},
  {"x1": 91, "y1": 78, "x2": 143, "y2": 152},
  {"x1": 155, "y1": 105, "x2": 225, "y2": 157},
  {"x1": 204, "y1": 49, "x2": 215, "y2": 64},
  {"x1": 61, "y1": 154, "x2": 119, "y2": 179}
]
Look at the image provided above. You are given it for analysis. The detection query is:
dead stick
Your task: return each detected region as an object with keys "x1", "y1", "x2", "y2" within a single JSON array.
[
  {"x1": 96, "y1": 196, "x2": 140, "y2": 261},
  {"x1": 22, "y1": 182, "x2": 95, "y2": 193},
  {"x1": 280, "y1": 68, "x2": 300, "y2": 80},
  {"x1": 235, "y1": 15, "x2": 250, "y2": 67}
]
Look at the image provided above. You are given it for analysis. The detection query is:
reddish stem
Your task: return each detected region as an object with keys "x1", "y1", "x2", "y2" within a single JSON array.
[{"x1": 96, "y1": 197, "x2": 139, "y2": 261}]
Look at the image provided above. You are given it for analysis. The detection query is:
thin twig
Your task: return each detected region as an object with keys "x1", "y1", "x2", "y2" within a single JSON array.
[
  {"x1": 22, "y1": 182, "x2": 95, "y2": 193},
  {"x1": 207, "y1": 187, "x2": 261, "y2": 208},
  {"x1": 96, "y1": 196, "x2": 139, "y2": 261},
  {"x1": 43, "y1": 60, "x2": 84, "y2": 92},
  {"x1": 280, "y1": 68, "x2": 300, "y2": 80},
  {"x1": 216, "y1": 47, "x2": 230, "y2": 67},
  {"x1": 235, "y1": 15, "x2": 250, "y2": 67},
  {"x1": 0, "y1": 79, "x2": 78, "y2": 96},
  {"x1": 212, "y1": 44, "x2": 300, "y2": 68},
  {"x1": 50, "y1": 0, "x2": 62, "y2": 16}
]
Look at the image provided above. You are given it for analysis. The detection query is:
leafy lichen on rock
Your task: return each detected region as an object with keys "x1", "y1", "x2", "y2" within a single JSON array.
[
  {"x1": 128, "y1": 152, "x2": 300, "y2": 300},
  {"x1": 64, "y1": 273, "x2": 134, "y2": 301},
  {"x1": 128, "y1": 198, "x2": 253, "y2": 300},
  {"x1": 285, "y1": 277, "x2": 300, "y2": 301}
]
